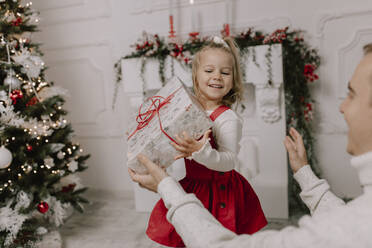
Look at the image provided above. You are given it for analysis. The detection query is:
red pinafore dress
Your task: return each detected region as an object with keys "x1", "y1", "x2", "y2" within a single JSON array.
[{"x1": 146, "y1": 105, "x2": 267, "y2": 247}]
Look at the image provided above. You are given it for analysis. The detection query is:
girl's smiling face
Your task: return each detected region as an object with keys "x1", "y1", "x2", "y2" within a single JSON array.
[{"x1": 194, "y1": 48, "x2": 233, "y2": 110}]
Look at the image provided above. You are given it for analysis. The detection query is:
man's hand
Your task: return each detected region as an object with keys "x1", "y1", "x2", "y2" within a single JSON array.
[
  {"x1": 128, "y1": 154, "x2": 169, "y2": 193},
  {"x1": 171, "y1": 129, "x2": 211, "y2": 160},
  {"x1": 284, "y1": 127, "x2": 309, "y2": 173}
]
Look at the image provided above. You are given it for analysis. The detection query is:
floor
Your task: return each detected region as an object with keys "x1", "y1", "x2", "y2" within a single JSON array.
[{"x1": 57, "y1": 189, "x2": 292, "y2": 248}]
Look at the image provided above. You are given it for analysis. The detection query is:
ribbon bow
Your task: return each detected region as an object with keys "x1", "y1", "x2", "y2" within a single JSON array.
[
  {"x1": 127, "y1": 87, "x2": 182, "y2": 144},
  {"x1": 212, "y1": 36, "x2": 229, "y2": 49}
]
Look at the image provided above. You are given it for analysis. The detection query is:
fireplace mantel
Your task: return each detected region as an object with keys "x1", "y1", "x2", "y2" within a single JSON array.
[{"x1": 122, "y1": 44, "x2": 288, "y2": 219}]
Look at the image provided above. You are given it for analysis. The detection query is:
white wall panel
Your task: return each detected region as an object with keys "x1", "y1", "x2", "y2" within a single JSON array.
[
  {"x1": 32, "y1": 0, "x2": 372, "y2": 204},
  {"x1": 32, "y1": 0, "x2": 111, "y2": 26},
  {"x1": 47, "y1": 58, "x2": 106, "y2": 124}
]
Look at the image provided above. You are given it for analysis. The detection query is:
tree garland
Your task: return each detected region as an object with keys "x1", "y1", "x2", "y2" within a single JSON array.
[{"x1": 115, "y1": 27, "x2": 321, "y2": 216}]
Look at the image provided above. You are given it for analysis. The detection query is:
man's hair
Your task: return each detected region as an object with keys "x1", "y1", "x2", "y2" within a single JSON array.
[
  {"x1": 364, "y1": 43, "x2": 372, "y2": 105},
  {"x1": 364, "y1": 43, "x2": 372, "y2": 55}
]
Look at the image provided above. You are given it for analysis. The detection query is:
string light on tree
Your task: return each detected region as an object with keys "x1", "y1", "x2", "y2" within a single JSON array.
[{"x1": 4, "y1": 69, "x2": 21, "y2": 89}]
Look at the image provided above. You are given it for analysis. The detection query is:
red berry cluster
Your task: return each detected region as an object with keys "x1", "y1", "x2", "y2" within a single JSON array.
[
  {"x1": 304, "y1": 102, "x2": 313, "y2": 121},
  {"x1": 263, "y1": 27, "x2": 288, "y2": 44},
  {"x1": 239, "y1": 28, "x2": 252, "y2": 39},
  {"x1": 303, "y1": 64, "x2": 319, "y2": 82},
  {"x1": 11, "y1": 17, "x2": 22, "y2": 26},
  {"x1": 26, "y1": 96, "x2": 38, "y2": 107},
  {"x1": 294, "y1": 36, "x2": 304, "y2": 43},
  {"x1": 135, "y1": 40, "x2": 153, "y2": 51},
  {"x1": 133, "y1": 34, "x2": 162, "y2": 57},
  {"x1": 170, "y1": 43, "x2": 183, "y2": 58},
  {"x1": 188, "y1": 32, "x2": 200, "y2": 41},
  {"x1": 170, "y1": 43, "x2": 191, "y2": 65}
]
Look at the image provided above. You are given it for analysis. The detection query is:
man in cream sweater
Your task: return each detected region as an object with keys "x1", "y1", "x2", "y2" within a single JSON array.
[{"x1": 129, "y1": 43, "x2": 372, "y2": 248}]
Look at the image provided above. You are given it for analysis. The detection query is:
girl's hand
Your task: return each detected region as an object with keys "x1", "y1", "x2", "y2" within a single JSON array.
[
  {"x1": 171, "y1": 129, "x2": 212, "y2": 160},
  {"x1": 284, "y1": 127, "x2": 308, "y2": 173}
]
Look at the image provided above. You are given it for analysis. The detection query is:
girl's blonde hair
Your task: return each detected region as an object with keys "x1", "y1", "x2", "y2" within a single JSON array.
[{"x1": 191, "y1": 37, "x2": 244, "y2": 107}]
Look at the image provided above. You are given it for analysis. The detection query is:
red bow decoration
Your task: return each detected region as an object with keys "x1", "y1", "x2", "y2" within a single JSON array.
[
  {"x1": 171, "y1": 44, "x2": 184, "y2": 58},
  {"x1": 10, "y1": 89, "x2": 23, "y2": 104},
  {"x1": 127, "y1": 87, "x2": 182, "y2": 144}
]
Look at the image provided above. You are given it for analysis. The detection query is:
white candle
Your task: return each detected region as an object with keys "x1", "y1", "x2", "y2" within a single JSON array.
[
  {"x1": 190, "y1": 0, "x2": 196, "y2": 31},
  {"x1": 225, "y1": 0, "x2": 230, "y2": 25},
  {"x1": 169, "y1": 0, "x2": 173, "y2": 16}
]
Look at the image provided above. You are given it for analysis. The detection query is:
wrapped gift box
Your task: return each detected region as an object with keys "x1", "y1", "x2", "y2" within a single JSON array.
[{"x1": 127, "y1": 78, "x2": 212, "y2": 174}]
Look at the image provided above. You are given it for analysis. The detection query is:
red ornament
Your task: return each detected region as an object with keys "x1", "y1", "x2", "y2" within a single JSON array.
[
  {"x1": 10, "y1": 89, "x2": 23, "y2": 104},
  {"x1": 26, "y1": 144, "x2": 33, "y2": 151},
  {"x1": 306, "y1": 103, "x2": 313, "y2": 111},
  {"x1": 37, "y1": 201, "x2": 49, "y2": 214}
]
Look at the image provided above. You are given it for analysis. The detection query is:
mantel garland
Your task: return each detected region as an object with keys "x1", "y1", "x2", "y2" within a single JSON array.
[{"x1": 115, "y1": 27, "x2": 321, "y2": 216}]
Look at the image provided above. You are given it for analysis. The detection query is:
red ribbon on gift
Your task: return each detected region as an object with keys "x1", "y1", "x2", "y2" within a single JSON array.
[{"x1": 127, "y1": 86, "x2": 182, "y2": 144}]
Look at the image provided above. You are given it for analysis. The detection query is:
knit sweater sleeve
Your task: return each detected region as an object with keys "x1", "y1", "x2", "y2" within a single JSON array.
[
  {"x1": 293, "y1": 165, "x2": 345, "y2": 215},
  {"x1": 189, "y1": 110, "x2": 242, "y2": 172},
  {"x1": 158, "y1": 176, "x2": 353, "y2": 248}
]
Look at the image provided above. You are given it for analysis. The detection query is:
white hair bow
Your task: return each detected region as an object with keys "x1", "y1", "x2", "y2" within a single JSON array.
[{"x1": 212, "y1": 36, "x2": 229, "y2": 49}]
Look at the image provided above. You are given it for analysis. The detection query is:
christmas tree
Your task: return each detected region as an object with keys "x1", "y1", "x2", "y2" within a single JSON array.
[{"x1": 0, "y1": 1, "x2": 89, "y2": 247}]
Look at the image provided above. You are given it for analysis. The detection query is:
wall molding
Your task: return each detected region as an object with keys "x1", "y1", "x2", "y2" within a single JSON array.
[
  {"x1": 34, "y1": 0, "x2": 85, "y2": 11},
  {"x1": 316, "y1": 121, "x2": 347, "y2": 135},
  {"x1": 131, "y1": 0, "x2": 225, "y2": 15},
  {"x1": 153, "y1": 16, "x2": 292, "y2": 41},
  {"x1": 42, "y1": 40, "x2": 110, "y2": 52},
  {"x1": 316, "y1": 8, "x2": 372, "y2": 39},
  {"x1": 38, "y1": 0, "x2": 111, "y2": 27},
  {"x1": 47, "y1": 57, "x2": 107, "y2": 126},
  {"x1": 337, "y1": 28, "x2": 372, "y2": 99}
]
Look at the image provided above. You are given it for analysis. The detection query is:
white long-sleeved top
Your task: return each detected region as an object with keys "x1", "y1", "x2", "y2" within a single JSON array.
[
  {"x1": 189, "y1": 109, "x2": 242, "y2": 172},
  {"x1": 158, "y1": 151, "x2": 372, "y2": 248}
]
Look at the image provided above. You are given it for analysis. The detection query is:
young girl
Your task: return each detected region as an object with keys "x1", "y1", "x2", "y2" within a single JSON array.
[{"x1": 146, "y1": 36, "x2": 267, "y2": 247}]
